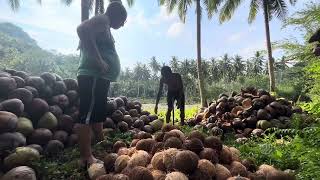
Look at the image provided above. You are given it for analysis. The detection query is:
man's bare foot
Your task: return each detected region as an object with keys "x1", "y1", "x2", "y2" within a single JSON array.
[
  {"x1": 180, "y1": 121, "x2": 185, "y2": 126},
  {"x1": 79, "y1": 156, "x2": 103, "y2": 169}
]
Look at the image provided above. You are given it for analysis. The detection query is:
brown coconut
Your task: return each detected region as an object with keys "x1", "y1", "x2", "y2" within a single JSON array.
[
  {"x1": 117, "y1": 147, "x2": 130, "y2": 156},
  {"x1": 96, "y1": 174, "x2": 114, "y2": 180},
  {"x1": 115, "y1": 155, "x2": 130, "y2": 173},
  {"x1": 154, "y1": 131, "x2": 165, "y2": 142},
  {"x1": 219, "y1": 146, "x2": 233, "y2": 165},
  {"x1": 0, "y1": 77, "x2": 17, "y2": 97},
  {"x1": 163, "y1": 129, "x2": 185, "y2": 142},
  {"x1": 229, "y1": 147, "x2": 241, "y2": 162},
  {"x1": 8, "y1": 88, "x2": 33, "y2": 105},
  {"x1": 215, "y1": 164, "x2": 232, "y2": 180},
  {"x1": 24, "y1": 86, "x2": 38, "y2": 98},
  {"x1": 241, "y1": 159, "x2": 257, "y2": 172},
  {"x1": 51, "y1": 94, "x2": 69, "y2": 109},
  {"x1": 151, "y1": 151, "x2": 166, "y2": 171},
  {"x1": 151, "y1": 142, "x2": 164, "y2": 155},
  {"x1": 162, "y1": 148, "x2": 179, "y2": 171},
  {"x1": 204, "y1": 136, "x2": 223, "y2": 152},
  {"x1": 113, "y1": 174, "x2": 130, "y2": 180},
  {"x1": 161, "y1": 124, "x2": 177, "y2": 132},
  {"x1": 189, "y1": 169, "x2": 212, "y2": 180},
  {"x1": 0, "y1": 99, "x2": 24, "y2": 116},
  {"x1": 152, "y1": 170, "x2": 166, "y2": 180},
  {"x1": 130, "y1": 139, "x2": 140, "y2": 147},
  {"x1": 0, "y1": 111, "x2": 18, "y2": 133},
  {"x1": 136, "y1": 138, "x2": 157, "y2": 153},
  {"x1": 229, "y1": 161, "x2": 248, "y2": 177},
  {"x1": 53, "y1": 130, "x2": 68, "y2": 144},
  {"x1": 128, "y1": 166, "x2": 153, "y2": 180},
  {"x1": 113, "y1": 141, "x2": 127, "y2": 153},
  {"x1": 266, "y1": 170, "x2": 295, "y2": 180},
  {"x1": 173, "y1": 150, "x2": 199, "y2": 174},
  {"x1": 188, "y1": 130, "x2": 206, "y2": 143},
  {"x1": 28, "y1": 128, "x2": 52, "y2": 146},
  {"x1": 88, "y1": 163, "x2": 106, "y2": 180},
  {"x1": 198, "y1": 159, "x2": 216, "y2": 177},
  {"x1": 164, "y1": 137, "x2": 183, "y2": 149},
  {"x1": 11, "y1": 76, "x2": 25, "y2": 88},
  {"x1": 49, "y1": 105, "x2": 63, "y2": 119},
  {"x1": 27, "y1": 98, "x2": 49, "y2": 122},
  {"x1": 257, "y1": 164, "x2": 277, "y2": 176},
  {"x1": 45, "y1": 140, "x2": 64, "y2": 156},
  {"x1": 199, "y1": 148, "x2": 219, "y2": 164},
  {"x1": 2, "y1": 166, "x2": 36, "y2": 180},
  {"x1": 127, "y1": 150, "x2": 151, "y2": 167},
  {"x1": 183, "y1": 138, "x2": 204, "y2": 154},
  {"x1": 165, "y1": 172, "x2": 188, "y2": 180},
  {"x1": 117, "y1": 121, "x2": 129, "y2": 133},
  {"x1": 103, "y1": 153, "x2": 118, "y2": 172},
  {"x1": 27, "y1": 144, "x2": 43, "y2": 154},
  {"x1": 227, "y1": 177, "x2": 250, "y2": 180}
]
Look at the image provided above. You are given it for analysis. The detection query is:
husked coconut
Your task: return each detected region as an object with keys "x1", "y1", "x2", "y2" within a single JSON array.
[
  {"x1": 151, "y1": 142, "x2": 164, "y2": 155},
  {"x1": 151, "y1": 151, "x2": 166, "y2": 171},
  {"x1": 2, "y1": 166, "x2": 36, "y2": 180},
  {"x1": 165, "y1": 172, "x2": 188, "y2": 180},
  {"x1": 128, "y1": 166, "x2": 153, "y2": 180},
  {"x1": 152, "y1": 170, "x2": 166, "y2": 180},
  {"x1": 88, "y1": 163, "x2": 106, "y2": 180},
  {"x1": 215, "y1": 164, "x2": 232, "y2": 180},
  {"x1": 183, "y1": 138, "x2": 204, "y2": 154},
  {"x1": 198, "y1": 159, "x2": 216, "y2": 177},
  {"x1": 229, "y1": 147, "x2": 241, "y2": 162},
  {"x1": 136, "y1": 138, "x2": 157, "y2": 153},
  {"x1": 219, "y1": 146, "x2": 233, "y2": 165},
  {"x1": 113, "y1": 141, "x2": 127, "y2": 153},
  {"x1": 188, "y1": 130, "x2": 206, "y2": 143},
  {"x1": 199, "y1": 148, "x2": 219, "y2": 164},
  {"x1": 229, "y1": 161, "x2": 248, "y2": 177},
  {"x1": 103, "y1": 153, "x2": 118, "y2": 172},
  {"x1": 189, "y1": 169, "x2": 212, "y2": 180},
  {"x1": 204, "y1": 136, "x2": 223, "y2": 152},
  {"x1": 162, "y1": 148, "x2": 179, "y2": 171},
  {"x1": 115, "y1": 155, "x2": 130, "y2": 173},
  {"x1": 164, "y1": 137, "x2": 183, "y2": 149},
  {"x1": 127, "y1": 150, "x2": 151, "y2": 167},
  {"x1": 173, "y1": 150, "x2": 199, "y2": 174}
]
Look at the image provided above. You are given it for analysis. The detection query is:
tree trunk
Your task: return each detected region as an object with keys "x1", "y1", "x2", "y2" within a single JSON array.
[
  {"x1": 95, "y1": 0, "x2": 99, "y2": 16},
  {"x1": 196, "y1": 0, "x2": 207, "y2": 107},
  {"x1": 263, "y1": 0, "x2": 276, "y2": 92},
  {"x1": 81, "y1": 0, "x2": 89, "y2": 22}
]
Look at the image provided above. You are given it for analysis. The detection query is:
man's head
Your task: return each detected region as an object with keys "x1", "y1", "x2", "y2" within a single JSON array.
[
  {"x1": 106, "y1": 1, "x2": 127, "y2": 29},
  {"x1": 161, "y1": 66, "x2": 172, "y2": 78},
  {"x1": 309, "y1": 29, "x2": 320, "y2": 43}
]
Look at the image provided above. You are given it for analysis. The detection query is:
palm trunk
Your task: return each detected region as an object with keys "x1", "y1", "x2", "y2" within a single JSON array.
[
  {"x1": 196, "y1": 0, "x2": 207, "y2": 107},
  {"x1": 81, "y1": 0, "x2": 89, "y2": 21},
  {"x1": 95, "y1": 0, "x2": 99, "y2": 16},
  {"x1": 263, "y1": 0, "x2": 276, "y2": 92}
]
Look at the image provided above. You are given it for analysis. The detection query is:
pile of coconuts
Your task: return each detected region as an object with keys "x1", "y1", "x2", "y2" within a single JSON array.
[
  {"x1": 0, "y1": 69, "x2": 162, "y2": 179},
  {"x1": 87, "y1": 125, "x2": 295, "y2": 180},
  {"x1": 188, "y1": 87, "x2": 304, "y2": 141}
]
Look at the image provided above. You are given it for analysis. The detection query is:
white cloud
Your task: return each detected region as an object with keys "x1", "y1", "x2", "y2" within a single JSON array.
[
  {"x1": 167, "y1": 22, "x2": 184, "y2": 38},
  {"x1": 237, "y1": 40, "x2": 266, "y2": 57},
  {"x1": 227, "y1": 32, "x2": 244, "y2": 42}
]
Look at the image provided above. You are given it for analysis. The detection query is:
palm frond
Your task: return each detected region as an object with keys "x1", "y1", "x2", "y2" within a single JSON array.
[
  {"x1": 203, "y1": 0, "x2": 223, "y2": 19},
  {"x1": 61, "y1": 0, "x2": 73, "y2": 6},
  {"x1": 99, "y1": 0, "x2": 104, "y2": 14},
  {"x1": 271, "y1": 0, "x2": 288, "y2": 20},
  {"x1": 7, "y1": 0, "x2": 20, "y2": 11},
  {"x1": 178, "y1": 0, "x2": 192, "y2": 22},
  {"x1": 289, "y1": 0, "x2": 297, "y2": 5},
  {"x1": 248, "y1": 0, "x2": 260, "y2": 24},
  {"x1": 219, "y1": 0, "x2": 244, "y2": 23},
  {"x1": 126, "y1": 0, "x2": 134, "y2": 7}
]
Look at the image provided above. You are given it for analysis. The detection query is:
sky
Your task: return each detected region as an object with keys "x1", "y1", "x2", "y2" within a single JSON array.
[{"x1": 0, "y1": 0, "x2": 315, "y2": 69}]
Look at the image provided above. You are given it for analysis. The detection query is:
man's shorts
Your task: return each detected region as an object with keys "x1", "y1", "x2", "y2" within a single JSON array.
[
  {"x1": 77, "y1": 75, "x2": 110, "y2": 124},
  {"x1": 167, "y1": 91, "x2": 185, "y2": 110}
]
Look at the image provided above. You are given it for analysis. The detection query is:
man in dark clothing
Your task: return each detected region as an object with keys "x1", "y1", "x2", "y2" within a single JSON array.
[
  {"x1": 155, "y1": 66, "x2": 185, "y2": 125},
  {"x1": 309, "y1": 28, "x2": 320, "y2": 56}
]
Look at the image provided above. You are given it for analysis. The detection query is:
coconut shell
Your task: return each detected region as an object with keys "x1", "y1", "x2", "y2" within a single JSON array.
[
  {"x1": 162, "y1": 148, "x2": 179, "y2": 171},
  {"x1": 0, "y1": 132, "x2": 26, "y2": 152},
  {"x1": 198, "y1": 159, "x2": 216, "y2": 177},
  {"x1": 215, "y1": 164, "x2": 232, "y2": 180},
  {"x1": 229, "y1": 147, "x2": 241, "y2": 162},
  {"x1": 164, "y1": 137, "x2": 183, "y2": 149},
  {"x1": 151, "y1": 170, "x2": 166, "y2": 180},
  {"x1": 88, "y1": 163, "x2": 106, "y2": 180},
  {"x1": 183, "y1": 138, "x2": 204, "y2": 154},
  {"x1": 229, "y1": 161, "x2": 248, "y2": 177},
  {"x1": 103, "y1": 153, "x2": 118, "y2": 172},
  {"x1": 38, "y1": 112, "x2": 58, "y2": 131},
  {"x1": 136, "y1": 138, "x2": 157, "y2": 153},
  {"x1": 8, "y1": 88, "x2": 33, "y2": 106},
  {"x1": 128, "y1": 166, "x2": 153, "y2": 180},
  {"x1": 53, "y1": 130, "x2": 68, "y2": 144},
  {"x1": 4, "y1": 147, "x2": 40, "y2": 169},
  {"x1": 189, "y1": 169, "x2": 212, "y2": 180},
  {"x1": 127, "y1": 150, "x2": 151, "y2": 167},
  {"x1": 163, "y1": 129, "x2": 186, "y2": 142},
  {"x1": 115, "y1": 155, "x2": 130, "y2": 173},
  {"x1": 151, "y1": 142, "x2": 164, "y2": 155},
  {"x1": 0, "y1": 77, "x2": 17, "y2": 97},
  {"x1": 241, "y1": 159, "x2": 257, "y2": 172},
  {"x1": 27, "y1": 98, "x2": 49, "y2": 123},
  {"x1": 199, "y1": 148, "x2": 219, "y2": 164},
  {"x1": 2, "y1": 166, "x2": 36, "y2": 180},
  {"x1": 173, "y1": 150, "x2": 199, "y2": 174},
  {"x1": 219, "y1": 146, "x2": 233, "y2": 165},
  {"x1": 204, "y1": 136, "x2": 223, "y2": 152},
  {"x1": 151, "y1": 152, "x2": 166, "y2": 171},
  {"x1": 188, "y1": 130, "x2": 205, "y2": 143},
  {"x1": 45, "y1": 140, "x2": 64, "y2": 156},
  {"x1": 113, "y1": 141, "x2": 127, "y2": 153},
  {"x1": 165, "y1": 172, "x2": 188, "y2": 180}
]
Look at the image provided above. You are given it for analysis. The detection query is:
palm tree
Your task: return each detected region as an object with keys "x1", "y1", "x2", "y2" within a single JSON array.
[
  {"x1": 158, "y1": 0, "x2": 223, "y2": 107},
  {"x1": 219, "y1": 0, "x2": 297, "y2": 92},
  {"x1": 233, "y1": 55, "x2": 244, "y2": 78}
]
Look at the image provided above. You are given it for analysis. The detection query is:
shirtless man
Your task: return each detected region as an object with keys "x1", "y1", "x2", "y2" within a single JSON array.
[
  {"x1": 309, "y1": 28, "x2": 320, "y2": 56},
  {"x1": 155, "y1": 66, "x2": 185, "y2": 125},
  {"x1": 76, "y1": 1, "x2": 127, "y2": 168}
]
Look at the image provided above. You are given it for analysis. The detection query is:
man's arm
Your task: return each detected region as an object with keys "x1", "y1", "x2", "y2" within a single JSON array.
[
  {"x1": 76, "y1": 15, "x2": 110, "y2": 71},
  {"x1": 178, "y1": 74, "x2": 184, "y2": 93},
  {"x1": 155, "y1": 78, "x2": 164, "y2": 113}
]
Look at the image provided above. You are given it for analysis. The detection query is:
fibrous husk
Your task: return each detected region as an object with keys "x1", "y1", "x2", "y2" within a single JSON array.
[
  {"x1": 183, "y1": 138, "x2": 204, "y2": 154},
  {"x1": 227, "y1": 176, "x2": 250, "y2": 180},
  {"x1": 164, "y1": 137, "x2": 183, "y2": 149},
  {"x1": 199, "y1": 148, "x2": 219, "y2": 164},
  {"x1": 162, "y1": 148, "x2": 179, "y2": 171},
  {"x1": 0, "y1": 132, "x2": 26, "y2": 152},
  {"x1": 113, "y1": 174, "x2": 130, "y2": 180},
  {"x1": 198, "y1": 159, "x2": 216, "y2": 177},
  {"x1": 136, "y1": 138, "x2": 157, "y2": 153},
  {"x1": 115, "y1": 155, "x2": 131, "y2": 173},
  {"x1": 154, "y1": 131, "x2": 165, "y2": 142},
  {"x1": 128, "y1": 166, "x2": 154, "y2": 180},
  {"x1": 229, "y1": 147, "x2": 241, "y2": 162},
  {"x1": 53, "y1": 130, "x2": 68, "y2": 144},
  {"x1": 189, "y1": 169, "x2": 212, "y2": 180},
  {"x1": 151, "y1": 151, "x2": 166, "y2": 171},
  {"x1": 113, "y1": 141, "x2": 127, "y2": 153},
  {"x1": 219, "y1": 146, "x2": 233, "y2": 165},
  {"x1": 117, "y1": 147, "x2": 130, "y2": 156},
  {"x1": 103, "y1": 153, "x2": 118, "y2": 172},
  {"x1": 28, "y1": 128, "x2": 52, "y2": 146},
  {"x1": 257, "y1": 164, "x2": 277, "y2": 176},
  {"x1": 229, "y1": 161, "x2": 248, "y2": 177},
  {"x1": 0, "y1": 99, "x2": 24, "y2": 116},
  {"x1": 45, "y1": 140, "x2": 64, "y2": 156},
  {"x1": 117, "y1": 121, "x2": 129, "y2": 132},
  {"x1": 173, "y1": 150, "x2": 199, "y2": 174},
  {"x1": 163, "y1": 129, "x2": 186, "y2": 142},
  {"x1": 8, "y1": 88, "x2": 33, "y2": 105},
  {"x1": 241, "y1": 159, "x2": 257, "y2": 172},
  {"x1": 151, "y1": 170, "x2": 166, "y2": 180},
  {"x1": 161, "y1": 124, "x2": 177, "y2": 132},
  {"x1": 215, "y1": 164, "x2": 232, "y2": 180},
  {"x1": 165, "y1": 172, "x2": 188, "y2": 180},
  {"x1": 151, "y1": 142, "x2": 164, "y2": 155},
  {"x1": 2, "y1": 166, "x2": 36, "y2": 180},
  {"x1": 204, "y1": 136, "x2": 223, "y2": 152},
  {"x1": 188, "y1": 130, "x2": 206, "y2": 143},
  {"x1": 27, "y1": 98, "x2": 49, "y2": 123},
  {"x1": 127, "y1": 150, "x2": 151, "y2": 167},
  {"x1": 88, "y1": 163, "x2": 106, "y2": 180}
]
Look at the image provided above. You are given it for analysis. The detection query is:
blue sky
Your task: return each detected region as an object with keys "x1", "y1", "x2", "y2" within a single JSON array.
[{"x1": 0, "y1": 0, "x2": 314, "y2": 69}]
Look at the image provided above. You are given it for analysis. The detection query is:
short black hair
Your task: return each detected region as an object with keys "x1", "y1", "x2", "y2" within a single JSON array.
[
  {"x1": 161, "y1": 66, "x2": 172, "y2": 76},
  {"x1": 106, "y1": 1, "x2": 127, "y2": 22}
]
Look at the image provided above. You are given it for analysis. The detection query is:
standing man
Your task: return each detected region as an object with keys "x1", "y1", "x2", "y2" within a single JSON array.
[
  {"x1": 155, "y1": 66, "x2": 185, "y2": 125},
  {"x1": 76, "y1": 1, "x2": 127, "y2": 168}
]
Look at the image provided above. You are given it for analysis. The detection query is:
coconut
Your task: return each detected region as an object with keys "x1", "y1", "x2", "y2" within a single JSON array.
[
  {"x1": 113, "y1": 174, "x2": 130, "y2": 180},
  {"x1": 27, "y1": 144, "x2": 43, "y2": 154},
  {"x1": 40, "y1": 72, "x2": 56, "y2": 87},
  {"x1": 229, "y1": 147, "x2": 241, "y2": 162},
  {"x1": 8, "y1": 88, "x2": 33, "y2": 105},
  {"x1": 0, "y1": 77, "x2": 17, "y2": 97},
  {"x1": 113, "y1": 97, "x2": 125, "y2": 108},
  {"x1": 136, "y1": 138, "x2": 157, "y2": 153},
  {"x1": 52, "y1": 81, "x2": 67, "y2": 95},
  {"x1": 0, "y1": 111, "x2": 18, "y2": 133},
  {"x1": 229, "y1": 161, "x2": 248, "y2": 177},
  {"x1": 28, "y1": 128, "x2": 52, "y2": 146},
  {"x1": 257, "y1": 164, "x2": 277, "y2": 176},
  {"x1": 162, "y1": 148, "x2": 179, "y2": 171},
  {"x1": 27, "y1": 98, "x2": 49, "y2": 123},
  {"x1": 115, "y1": 155, "x2": 130, "y2": 173},
  {"x1": 66, "y1": 90, "x2": 78, "y2": 105},
  {"x1": 215, "y1": 164, "x2": 232, "y2": 180},
  {"x1": 129, "y1": 109, "x2": 139, "y2": 117},
  {"x1": 198, "y1": 159, "x2": 216, "y2": 177},
  {"x1": 58, "y1": 114, "x2": 74, "y2": 133},
  {"x1": 183, "y1": 138, "x2": 204, "y2": 154},
  {"x1": 130, "y1": 139, "x2": 140, "y2": 147},
  {"x1": 199, "y1": 148, "x2": 219, "y2": 164},
  {"x1": 165, "y1": 172, "x2": 188, "y2": 180},
  {"x1": 15, "y1": 117, "x2": 33, "y2": 137},
  {"x1": 88, "y1": 163, "x2": 106, "y2": 180},
  {"x1": 0, "y1": 99, "x2": 23, "y2": 117},
  {"x1": 188, "y1": 130, "x2": 205, "y2": 143},
  {"x1": 127, "y1": 166, "x2": 153, "y2": 180},
  {"x1": 151, "y1": 151, "x2": 166, "y2": 171},
  {"x1": 241, "y1": 159, "x2": 256, "y2": 172},
  {"x1": 251, "y1": 129, "x2": 264, "y2": 137},
  {"x1": 96, "y1": 174, "x2": 114, "y2": 180},
  {"x1": 123, "y1": 115, "x2": 133, "y2": 127},
  {"x1": 25, "y1": 76, "x2": 45, "y2": 93},
  {"x1": 62, "y1": 78, "x2": 78, "y2": 91},
  {"x1": 103, "y1": 118, "x2": 115, "y2": 129},
  {"x1": 189, "y1": 169, "x2": 212, "y2": 180},
  {"x1": 227, "y1": 177, "x2": 250, "y2": 180},
  {"x1": 67, "y1": 134, "x2": 78, "y2": 147},
  {"x1": 127, "y1": 150, "x2": 151, "y2": 167},
  {"x1": 266, "y1": 170, "x2": 295, "y2": 180},
  {"x1": 103, "y1": 153, "x2": 118, "y2": 172},
  {"x1": 133, "y1": 119, "x2": 145, "y2": 129},
  {"x1": 49, "y1": 105, "x2": 63, "y2": 118},
  {"x1": 164, "y1": 137, "x2": 183, "y2": 149},
  {"x1": 152, "y1": 170, "x2": 166, "y2": 180},
  {"x1": 149, "y1": 114, "x2": 158, "y2": 121},
  {"x1": 204, "y1": 136, "x2": 223, "y2": 152},
  {"x1": 14, "y1": 71, "x2": 28, "y2": 80},
  {"x1": 24, "y1": 86, "x2": 39, "y2": 98},
  {"x1": 53, "y1": 130, "x2": 68, "y2": 144},
  {"x1": 219, "y1": 146, "x2": 233, "y2": 165},
  {"x1": 140, "y1": 115, "x2": 150, "y2": 124},
  {"x1": 2, "y1": 166, "x2": 36, "y2": 180},
  {"x1": 151, "y1": 142, "x2": 164, "y2": 155},
  {"x1": 11, "y1": 76, "x2": 25, "y2": 88},
  {"x1": 113, "y1": 141, "x2": 127, "y2": 153},
  {"x1": 117, "y1": 121, "x2": 129, "y2": 132},
  {"x1": 51, "y1": 94, "x2": 69, "y2": 109},
  {"x1": 0, "y1": 132, "x2": 26, "y2": 151},
  {"x1": 161, "y1": 124, "x2": 177, "y2": 132},
  {"x1": 163, "y1": 129, "x2": 186, "y2": 142},
  {"x1": 45, "y1": 140, "x2": 64, "y2": 156},
  {"x1": 117, "y1": 147, "x2": 130, "y2": 156},
  {"x1": 4, "y1": 147, "x2": 40, "y2": 169},
  {"x1": 38, "y1": 112, "x2": 58, "y2": 130},
  {"x1": 150, "y1": 119, "x2": 164, "y2": 132},
  {"x1": 173, "y1": 150, "x2": 199, "y2": 174},
  {"x1": 136, "y1": 131, "x2": 153, "y2": 139},
  {"x1": 154, "y1": 132, "x2": 165, "y2": 142},
  {"x1": 141, "y1": 111, "x2": 150, "y2": 116},
  {"x1": 143, "y1": 125, "x2": 154, "y2": 133},
  {"x1": 112, "y1": 110, "x2": 124, "y2": 124}
]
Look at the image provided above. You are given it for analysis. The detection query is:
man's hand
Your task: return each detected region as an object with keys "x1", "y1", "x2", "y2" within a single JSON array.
[
  {"x1": 98, "y1": 60, "x2": 109, "y2": 73},
  {"x1": 154, "y1": 105, "x2": 158, "y2": 114}
]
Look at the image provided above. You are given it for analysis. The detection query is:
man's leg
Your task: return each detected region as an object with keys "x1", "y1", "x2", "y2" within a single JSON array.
[
  {"x1": 166, "y1": 91, "x2": 174, "y2": 124},
  {"x1": 77, "y1": 124, "x2": 96, "y2": 164},
  {"x1": 91, "y1": 122, "x2": 103, "y2": 142},
  {"x1": 179, "y1": 93, "x2": 185, "y2": 125},
  {"x1": 166, "y1": 107, "x2": 173, "y2": 124}
]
